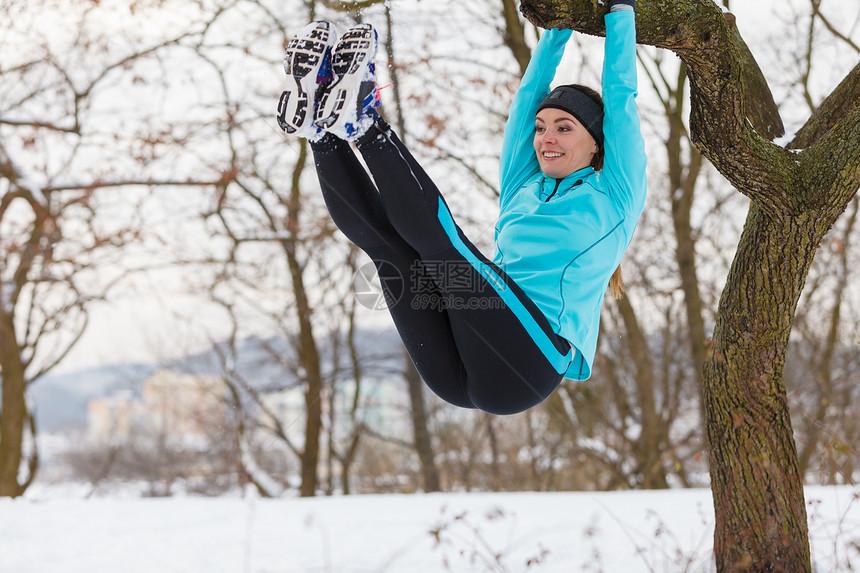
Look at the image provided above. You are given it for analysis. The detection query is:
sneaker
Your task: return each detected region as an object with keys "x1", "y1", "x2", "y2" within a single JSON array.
[
  {"x1": 277, "y1": 21, "x2": 337, "y2": 140},
  {"x1": 314, "y1": 24, "x2": 381, "y2": 141}
]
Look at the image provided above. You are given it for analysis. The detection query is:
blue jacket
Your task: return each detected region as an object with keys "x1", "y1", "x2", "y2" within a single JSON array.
[{"x1": 494, "y1": 12, "x2": 647, "y2": 380}]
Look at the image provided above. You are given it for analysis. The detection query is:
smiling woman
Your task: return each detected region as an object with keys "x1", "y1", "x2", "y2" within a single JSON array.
[
  {"x1": 277, "y1": 0, "x2": 646, "y2": 415},
  {"x1": 534, "y1": 107, "x2": 600, "y2": 179}
]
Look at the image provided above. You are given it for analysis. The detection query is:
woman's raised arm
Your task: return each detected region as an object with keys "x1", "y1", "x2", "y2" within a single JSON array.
[{"x1": 499, "y1": 27, "x2": 572, "y2": 209}]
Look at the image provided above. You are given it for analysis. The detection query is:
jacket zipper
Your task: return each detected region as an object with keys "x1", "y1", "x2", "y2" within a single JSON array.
[
  {"x1": 544, "y1": 178, "x2": 583, "y2": 202},
  {"x1": 544, "y1": 179, "x2": 562, "y2": 202}
]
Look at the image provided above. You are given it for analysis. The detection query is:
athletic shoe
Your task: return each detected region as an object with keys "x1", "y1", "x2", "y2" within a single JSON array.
[
  {"x1": 314, "y1": 24, "x2": 381, "y2": 141},
  {"x1": 277, "y1": 21, "x2": 337, "y2": 140}
]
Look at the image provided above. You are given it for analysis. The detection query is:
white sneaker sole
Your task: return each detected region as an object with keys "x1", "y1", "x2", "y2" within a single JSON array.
[
  {"x1": 315, "y1": 24, "x2": 378, "y2": 139},
  {"x1": 277, "y1": 22, "x2": 336, "y2": 135}
]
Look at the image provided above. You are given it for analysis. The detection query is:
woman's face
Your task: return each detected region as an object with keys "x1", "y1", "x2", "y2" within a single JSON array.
[{"x1": 534, "y1": 108, "x2": 598, "y2": 179}]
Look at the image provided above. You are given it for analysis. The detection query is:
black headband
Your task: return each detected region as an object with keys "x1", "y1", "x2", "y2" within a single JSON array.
[{"x1": 536, "y1": 86, "x2": 604, "y2": 149}]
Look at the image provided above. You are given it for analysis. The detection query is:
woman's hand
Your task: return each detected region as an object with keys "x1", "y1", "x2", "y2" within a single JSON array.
[{"x1": 608, "y1": 0, "x2": 635, "y2": 11}]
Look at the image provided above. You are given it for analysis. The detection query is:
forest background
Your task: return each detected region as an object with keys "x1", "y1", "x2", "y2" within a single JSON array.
[{"x1": 1, "y1": 0, "x2": 858, "y2": 510}]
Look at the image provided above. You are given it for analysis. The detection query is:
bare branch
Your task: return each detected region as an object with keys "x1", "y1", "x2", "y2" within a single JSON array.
[
  {"x1": 0, "y1": 118, "x2": 80, "y2": 134},
  {"x1": 812, "y1": 0, "x2": 860, "y2": 53},
  {"x1": 41, "y1": 178, "x2": 224, "y2": 193},
  {"x1": 318, "y1": 0, "x2": 387, "y2": 12},
  {"x1": 789, "y1": 61, "x2": 860, "y2": 150}
]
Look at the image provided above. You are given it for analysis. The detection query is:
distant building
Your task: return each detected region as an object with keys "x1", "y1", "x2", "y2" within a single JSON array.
[
  {"x1": 87, "y1": 396, "x2": 135, "y2": 440},
  {"x1": 259, "y1": 375, "x2": 410, "y2": 445},
  {"x1": 86, "y1": 370, "x2": 227, "y2": 444},
  {"x1": 142, "y1": 370, "x2": 227, "y2": 441}
]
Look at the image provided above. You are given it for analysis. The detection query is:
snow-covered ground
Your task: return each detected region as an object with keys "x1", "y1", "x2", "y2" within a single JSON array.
[{"x1": 1, "y1": 486, "x2": 857, "y2": 572}]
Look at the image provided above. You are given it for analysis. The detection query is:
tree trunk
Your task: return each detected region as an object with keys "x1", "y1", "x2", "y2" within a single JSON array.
[
  {"x1": 664, "y1": 65, "x2": 708, "y2": 383},
  {"x1": 383, "y1": 4, "x2": 409, "y2": 139},
  {"x1": 704, "y1": 205, "x2": 814, "y2": 570},
  {"x1": 501, "y1": 0, "x2": 531, "y2": 76},
  {"x1": 616, "y1": 296, "x2": 668, "y2": 489},
  {"x1": 285, "y1": 140, "x2": 324, "y2": 498},
  {"x1": 404, "y1": 353, "x2": 440, "y2": 492},
  {"x1": 486, "y1": 414, "x2": 502, "y2": 492},
  {"x1": 0, "y1": 316, "x2": 26, "y2": 497},
  {"x1": 338, "y1": 289, "x2": 367, "y2": 496}
]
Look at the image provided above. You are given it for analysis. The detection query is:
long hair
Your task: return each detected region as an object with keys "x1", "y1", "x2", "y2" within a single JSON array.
[
  {"x1": 609, "y1": 266, "x2": 625, "y2": 299},
  {"x1": 561, "y1": 84, "x2": 622, "y2": 297}
]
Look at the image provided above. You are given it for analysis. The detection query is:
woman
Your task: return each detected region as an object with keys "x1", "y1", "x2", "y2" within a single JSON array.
[{"x1": 276, "y1": 0, "x2": 646, "y2": 415}]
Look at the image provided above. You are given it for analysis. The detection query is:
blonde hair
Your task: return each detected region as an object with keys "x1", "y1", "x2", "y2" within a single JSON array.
[{"x1": 609, "y1": 265, "x2": 625, "y2": 299}]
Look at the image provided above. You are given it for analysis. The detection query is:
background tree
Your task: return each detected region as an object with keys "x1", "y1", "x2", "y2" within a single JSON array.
[{"x1": 0, "y1": 0, "x2": 223, "y2": 498}]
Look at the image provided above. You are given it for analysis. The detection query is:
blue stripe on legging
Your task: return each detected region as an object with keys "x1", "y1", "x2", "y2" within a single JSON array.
[{"x1": 436, "y1": 197, "x2": 572, "y2": 375}]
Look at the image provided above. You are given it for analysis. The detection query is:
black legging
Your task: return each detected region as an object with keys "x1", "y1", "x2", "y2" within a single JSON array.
[{"x1": 310, "y1": 120, "x2": 570, "y2": 415}]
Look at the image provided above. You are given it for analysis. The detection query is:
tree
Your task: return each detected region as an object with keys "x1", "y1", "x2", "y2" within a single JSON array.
[
  {"x1": 0, "y1": 0, "x2": 223, "y2": 498},
  {"x1": 519, "y1": 1, "x2": 859, "y2": 571}
]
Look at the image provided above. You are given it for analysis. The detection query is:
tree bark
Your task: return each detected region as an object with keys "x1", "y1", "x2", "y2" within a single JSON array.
[
  {"x1": 486, "y1": 414, "x2": 502, "y2": 492},
  {"x1": 704, "y1": 204, "x2": 814, "y2": 570},
  {"x1": 519, "y1": 1, "x2": 860, "y2": 570},
  {"x1": 335, "y1": 294, "x2": 368, "y2": 496},
  {"x1": 0, "y1": 148, "x2": 42, "y2": 499},
  {"x1": 0, "y1": 316, "x2": 26, "y2": 498}
]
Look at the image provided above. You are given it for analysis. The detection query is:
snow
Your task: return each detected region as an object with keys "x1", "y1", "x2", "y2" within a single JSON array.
[
  {"x1": 239, "y1": 439, "x2": 284, "y2": 498},
  {"x1": 1, "y1": 486, "x2": 857, "y2": 572}
]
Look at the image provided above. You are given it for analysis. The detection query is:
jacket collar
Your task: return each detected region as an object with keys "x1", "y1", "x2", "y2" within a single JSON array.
[{"x1": 538, "y1": 166, "x2": 595, "y2": 201}]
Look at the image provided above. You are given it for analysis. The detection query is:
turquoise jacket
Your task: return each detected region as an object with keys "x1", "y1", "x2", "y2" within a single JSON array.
[{"x1": 493, "y1": 11, "x2": 647, "y2": 380}]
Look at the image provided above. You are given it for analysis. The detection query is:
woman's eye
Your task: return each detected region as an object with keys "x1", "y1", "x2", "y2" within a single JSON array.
[{"x1": 535, "y1": 126, "x2": 545, "y2": 133}]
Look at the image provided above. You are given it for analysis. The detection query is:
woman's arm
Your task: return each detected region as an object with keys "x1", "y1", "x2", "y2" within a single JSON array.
[
  {"x1": 601, "y1": 6, "x2": 647, "y2": 216},
  {"x1": 499, "y1": 27, "x2": 572, "y2": 209}
]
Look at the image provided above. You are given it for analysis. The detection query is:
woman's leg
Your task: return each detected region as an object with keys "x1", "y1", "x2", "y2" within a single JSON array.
[
  {"x1": 310, "y1": 133, "x2": 474, "y2": 409},
  {"x1": 354, "y1": 121, "x2": 572, "y2": 414}
]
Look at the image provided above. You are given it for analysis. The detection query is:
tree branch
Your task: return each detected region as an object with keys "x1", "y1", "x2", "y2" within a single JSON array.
[
  {"x1": 41, "y1": 178, "x2": 225, "y2": 193},
  {"x1": 0, "y1": 118, "x2": 80, "y2": 134},
  {"x1": 788, "y1": 61, "x2": 860, "y2": 150},
  {"x1": 724, "y1": 13, "x2": 784, "y2": 140},
  {"x1": 318, "y1": 0, "x2": 386, "y2": 12},
  {"x1": 799, "y1": 105, "x2": 860, "y2": 211},
  {"x1": 811, "y1": 0, "x2": 860, "y2": 53}
]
